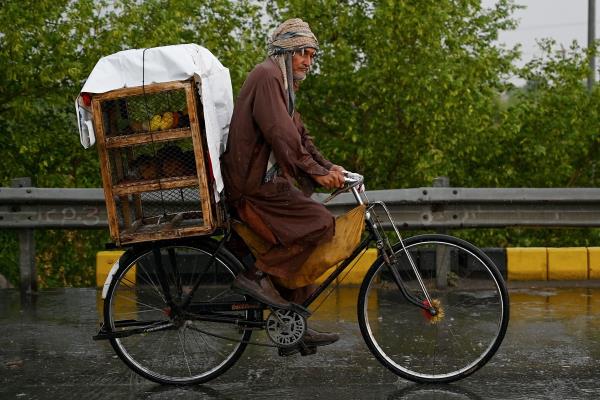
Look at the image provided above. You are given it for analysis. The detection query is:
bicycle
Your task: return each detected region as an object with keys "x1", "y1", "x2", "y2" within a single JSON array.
[{"x1": 94, "y1": 172, "x2": 509, "y2": 385}]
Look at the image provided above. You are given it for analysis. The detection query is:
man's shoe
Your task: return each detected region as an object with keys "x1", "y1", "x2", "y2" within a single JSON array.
[
  {"x1": 278, "y1": 343, "x2": 317, "y2": 357},
  {"x1": 231, "y1": 271, "x2": 292, "y2": 309},
  {"x1": 302, "y1": 328, "x2": 340, "y2": 346},
  {"x1": 277, "y1": 328, "x2": 339, "y2": 357}
]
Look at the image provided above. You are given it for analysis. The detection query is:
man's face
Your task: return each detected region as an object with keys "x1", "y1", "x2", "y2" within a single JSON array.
[{"x1": 292, "y1": 47, "x2": 317, "y2": 81}]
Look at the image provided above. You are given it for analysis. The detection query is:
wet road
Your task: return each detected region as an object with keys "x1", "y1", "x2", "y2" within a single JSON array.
[{"x1": 2, "y1": 284, "x2": 600, "y2": 399}]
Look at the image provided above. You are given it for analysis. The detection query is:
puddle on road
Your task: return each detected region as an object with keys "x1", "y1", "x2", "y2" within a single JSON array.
[
  {"x1": 5, "y1": 285, "x2": 600, "y2": 328},
  {"x1": 5, "y1": 285, "x2": 600, "y2": 325},
  {"x1": 510, "y1": 287, "x2": 600, "y2": 321},
  {"x1": 3, "y1": 286, "x2": 600, "y2": 399}
]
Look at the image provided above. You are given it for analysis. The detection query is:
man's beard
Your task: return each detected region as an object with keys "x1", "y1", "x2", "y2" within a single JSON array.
[{"x1": 293, "y1": 71, "x2": 307, "y2": 81}]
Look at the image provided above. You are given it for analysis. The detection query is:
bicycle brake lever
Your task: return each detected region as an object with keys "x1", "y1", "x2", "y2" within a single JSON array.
[
  {"x1": 322, "y1": 171, "x2": 364, "y2": 204},
  {"x1": 322, "y1": 187, "x2": 346, "y2": 204}
]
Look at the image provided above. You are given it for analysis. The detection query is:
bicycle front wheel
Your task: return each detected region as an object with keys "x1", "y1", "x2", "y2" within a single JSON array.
[
  {"x1": 103, "y1": 239, "x2": 252, "y2": 385},
  {"x1": 358, "y1": 234, "x2": 509, "y2": 383}
]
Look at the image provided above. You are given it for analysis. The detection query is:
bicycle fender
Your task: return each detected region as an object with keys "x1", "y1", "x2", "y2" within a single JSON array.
[{"x1": 101, "y1": 259, "x2": 121, "y2": 299}]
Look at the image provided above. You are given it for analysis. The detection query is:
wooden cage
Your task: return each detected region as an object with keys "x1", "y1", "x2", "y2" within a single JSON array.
[{"x1": 91, "y1": 80, "x2": 221, "y2": 246}]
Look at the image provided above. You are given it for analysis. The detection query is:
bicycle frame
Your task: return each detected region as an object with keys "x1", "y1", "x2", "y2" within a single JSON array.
[
  {"x1": 302, "y1": 185, "x2": 433, "y2": 313},
  {"x1": 96, "y1": 177, "x2": 436, "y2": 341}
]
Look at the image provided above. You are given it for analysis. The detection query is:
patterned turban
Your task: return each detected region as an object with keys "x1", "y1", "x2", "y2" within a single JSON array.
[
  {"x1": 268, "y1": 18, "x2": 319, "y2": 116},
  {"x1": 268, "y1": 18, "x2": 319, "y2": 55}
]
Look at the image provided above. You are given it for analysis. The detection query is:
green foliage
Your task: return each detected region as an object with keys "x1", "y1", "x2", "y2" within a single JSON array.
[
  {"x1": 2, "y1": 0, "x2": 600, "y2": 287},
  {"x1": 0, "y1": 0, "x2": 265, "y2": 189},
  {"x1": 0, "y1": 0, "x2": 264, "y2": 287},
  {"x1": 503, "y1": 40, "x2": 600, "y2": 187},
  {"x1": 270, "y1": 0, "x2": 521, "y2": 188},
  {"x1": 0, "y1": 234, "x2": 19, "y2": 286}
]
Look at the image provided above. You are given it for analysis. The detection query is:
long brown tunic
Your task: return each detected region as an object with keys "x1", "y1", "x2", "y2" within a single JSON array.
[{"x1": 220, "y1": 58, "x2": 335, "y2": 279}]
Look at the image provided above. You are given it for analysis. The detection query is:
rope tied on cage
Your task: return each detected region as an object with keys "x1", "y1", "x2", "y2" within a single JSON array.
[{"x1": 141, "y1": 48, "x2": 168, "y2": 218}]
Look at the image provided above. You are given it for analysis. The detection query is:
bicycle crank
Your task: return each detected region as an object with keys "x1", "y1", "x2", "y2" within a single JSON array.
[{"x1": 265, "y1": 308, "x2": 307, "y2": 348}]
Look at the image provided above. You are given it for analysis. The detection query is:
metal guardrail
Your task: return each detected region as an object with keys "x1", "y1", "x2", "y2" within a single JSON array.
[
  {"x1": 317, "y1": 187, "x2": 600, "y2": 228},
  {"x1": 4, "y1": 176, "x2": 600, "y2": 296},
  {"x1": 3, "y1": 186, "x2": 600, "y2": 229},
  {"x1": 0, "y1": 187, "x2": 108, "y2": 229}
]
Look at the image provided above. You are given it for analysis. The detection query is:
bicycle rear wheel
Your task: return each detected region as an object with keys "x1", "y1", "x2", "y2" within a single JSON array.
[
  {"x1": 103, "y1": 239, "x2": 252, "y2": 385},
  {"x1": 358, "y1": 234, "x2": 509, "y2": 383}
]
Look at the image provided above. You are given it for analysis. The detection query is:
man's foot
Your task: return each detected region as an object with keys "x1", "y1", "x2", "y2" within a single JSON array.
[
  {"x1": 278, "y1": 327, "x2": 340, "y2": 357},
  {"x1": 303, "y1": 328, "x2": 340, "y2": 346},
  {"x1": 231, "y1": 270, "x2": 292, "y2": 309},
  {"x1": 278, "y1": 343, "x2": 317, "y2": 357}
]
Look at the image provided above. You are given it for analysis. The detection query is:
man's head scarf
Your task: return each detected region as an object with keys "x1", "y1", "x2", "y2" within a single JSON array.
[
  {"x1": 268, "y1": 18, "x2": 319, "y2": 116},
  {"x1": 268, "y1": 18, "x2": 319, "y2": 56}
]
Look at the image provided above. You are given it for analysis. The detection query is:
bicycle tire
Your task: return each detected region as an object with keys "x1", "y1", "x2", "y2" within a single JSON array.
[
  {"x1": 103, "y1": 238, "x2": 252, "y2": 385},
  {"x1": 357, "y1": 234, "x2": 509, "y2": 383}
]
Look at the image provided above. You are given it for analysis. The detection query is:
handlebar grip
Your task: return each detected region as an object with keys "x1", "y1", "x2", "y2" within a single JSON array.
[
  {"x1": 322, "y1": 170, "x2": 365, "y2": 204},
  {"x1": 343, "y1": 171, "x2": 364, "y2": 184}
]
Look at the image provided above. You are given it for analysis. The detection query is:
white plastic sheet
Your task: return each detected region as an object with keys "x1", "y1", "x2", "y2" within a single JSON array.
[{"x1": 75, "y1": 44, "x2": 233, "y2": 196}]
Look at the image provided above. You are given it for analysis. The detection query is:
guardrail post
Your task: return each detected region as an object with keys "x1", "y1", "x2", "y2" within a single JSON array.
[
  {"x1": 11, "y1": 177, "x2": 37, "y2": 297},
  {"x1": 433, "y1": 177, "x2": 450, "y2": 289}
]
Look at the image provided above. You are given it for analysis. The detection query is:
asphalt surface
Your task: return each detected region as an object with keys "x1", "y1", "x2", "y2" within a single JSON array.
[{"x1": 2, "y1": 284, "x2": 600, "y2": 399}]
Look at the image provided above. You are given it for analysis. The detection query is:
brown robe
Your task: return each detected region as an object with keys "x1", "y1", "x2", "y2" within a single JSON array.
[{"x1": 220, "y1": 58, "x2": 335, "y2": 280}]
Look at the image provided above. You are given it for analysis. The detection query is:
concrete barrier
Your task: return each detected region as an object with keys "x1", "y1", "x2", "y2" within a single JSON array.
[
  {"x1": 588, "y1": 247, "x2": 600, "y2": 279},
  {"x1": 315, "y1": 249, "x2": 378, "y2": 286},
  {"x1": 547, "y1": 247, "x2": 588, "y2": 280},
  {"x1": 507, "y1": 248, "x2": 548, "y2": 281},
  {"x1": 95, "y1": 249, "x2": 379, "y2": 288}
]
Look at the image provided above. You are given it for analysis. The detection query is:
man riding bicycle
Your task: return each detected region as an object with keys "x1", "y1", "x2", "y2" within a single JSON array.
[{"x1": 220, "y1": 18, "x2": 345, "y2": 356}]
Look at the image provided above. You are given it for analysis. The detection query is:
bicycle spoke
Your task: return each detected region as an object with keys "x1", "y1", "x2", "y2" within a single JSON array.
[
  {"x1": 152, "y1": 330, "x2": 169, "y2": 367},
  {"x1": 113, "y1": 292, "x2": 166, "y2": 314},
  {"x1": 195, "y1": 327, "x2": 228, "y2": 360},
  {"x1": 106, "y1": 243, "x2": 251, "y2": 384},
  {"x1": 137, "y1": 263, "x2": 167, "y2": 303},
  {"x1": 189, "y1": 327, "x2": 209, "y2": 360},
  {"x1": 178, "y1": 329, "x2": 192, "y2": 377}
]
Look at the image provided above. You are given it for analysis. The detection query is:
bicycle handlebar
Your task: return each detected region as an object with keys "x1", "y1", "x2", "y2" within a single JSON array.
[
  {"x1": 343, "y1": 171, "x2": 364, "y2": 185},
  {"x1": 322, "y1": 170, "x2": 365, "y2": 204}
]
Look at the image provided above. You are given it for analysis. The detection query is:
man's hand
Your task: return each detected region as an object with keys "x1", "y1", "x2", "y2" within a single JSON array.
[
  {"x1": 312, "y1": 170, "x2": 345, "y2": 189},
  {"x1": 330, "y1": 164, "x2": 345, "y2": 173}
]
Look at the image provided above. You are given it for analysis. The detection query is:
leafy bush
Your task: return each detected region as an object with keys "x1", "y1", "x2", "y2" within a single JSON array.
[{"x1": 2, "y1": 0, "x2": 599, "y2": 287}]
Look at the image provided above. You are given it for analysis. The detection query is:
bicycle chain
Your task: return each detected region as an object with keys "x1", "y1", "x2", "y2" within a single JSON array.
[
  {"x1": 185, "y1": 323, "x2": 279, "y2": 348},
  {"x1": 182, "y1": 303, "x2": 315, "y2": 349},
  {"x1": 181, "y1": 294, "x2": 311, "y2": 348}
]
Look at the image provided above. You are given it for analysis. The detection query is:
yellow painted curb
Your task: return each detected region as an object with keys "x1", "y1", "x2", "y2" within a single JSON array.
[
  {"x1": 97, "y1": 248, "x2": 380, "y2": 289},
  {"x1": 309, "y1": 286, "x2": 379, "y2": 322},
  {"x1": 96, "y1": 250, "x2": 125, "y2": 287},
  {"x1": 547, "y1": 247, "x2": 588, "y2": 280},
  {"x1": 314, "y1": 249, "x2": 378, "y2": 286},
  {"x1": 507, "y1": 248, "x2": 547, "y2": 280},
  {"x1": 588, "y1": 248, "x2": 600, "y2": 279},
  {"x1": 315, "y1": 266, "x2": 337, "y2": 285},
  {"x1": 340, "y1": 248, "x2": 378, "y2": 285}
]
